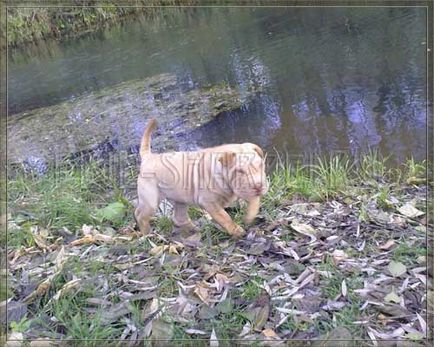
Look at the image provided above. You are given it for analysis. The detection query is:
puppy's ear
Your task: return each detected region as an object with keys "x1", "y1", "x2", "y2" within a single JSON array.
[
  {"x1": 253, "y1": 145, "x2": 264, "y2": 158},
  {"x1": 218, "y1": 152, "x2": 236, "y2": 167}
]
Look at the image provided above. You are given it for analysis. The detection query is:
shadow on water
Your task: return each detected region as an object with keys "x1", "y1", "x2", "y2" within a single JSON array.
[{"x1": 8, "y1": 7, "x2": 428, "y2": 166}]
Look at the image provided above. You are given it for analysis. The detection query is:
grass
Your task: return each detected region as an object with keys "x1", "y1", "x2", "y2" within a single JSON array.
[
  {"x1": 6, "y1": 1, "x2": 193, "y2": 48},
  {"x1": 6, "y1": 152, "x2": 427, "y2": 250},
  {"x1": 391, "y1": 241, "x2": 426, "y2": 265},
  {"x1": 6, "y1": 160, "x2": 133, "y2": 249},
  {"x1": 312, "y1": 154, "x2": 353, "y2": 200}
]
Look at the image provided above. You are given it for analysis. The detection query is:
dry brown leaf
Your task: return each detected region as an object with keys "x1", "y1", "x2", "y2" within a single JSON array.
[
  {"x1": 194, "y1": 284, "x2": 210, "y2": 304},
  {"x1": 149, "y1": 245, "x2": 167, "y2": 256},
  {"x1": 406, "y1": 177, "x2": 426, "y2": 185},
  {"x1": 262, "y1": 328, "x2": 278, "y2": 338},
  {"x1": 32, "y1": 234, "x2": 50, "y2": 251},
  {"x1": 23, "y1": 274, "x2": 55, "y2": 304},
  {"x1": 54, "y1": 246, "x2": 68, "y2": 271},
  {"x1": 69, "y1": 234, "x2": 95, "y2": 246},
  {"x1": 52, "y1": 278, "x2": 82, "y2": 301},
  {"x1": 93, "y1": 233, "x2": 114, "y2": 243},
  {"x1": 378, "y1": 240, "x2": 396, "y2": 250}
]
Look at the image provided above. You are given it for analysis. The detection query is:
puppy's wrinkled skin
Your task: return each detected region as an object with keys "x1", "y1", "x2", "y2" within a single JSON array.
[{"x1": 135, "y1": 119, "x2": 268, "y2": 238}]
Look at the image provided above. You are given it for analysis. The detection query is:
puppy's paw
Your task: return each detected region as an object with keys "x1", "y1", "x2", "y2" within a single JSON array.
[
  {"x1": 243, "y1": 215, "x2": 255, "y2": 225},
  {"x1": 230, "y1": 225, "x2": 246, "y2": 238}
]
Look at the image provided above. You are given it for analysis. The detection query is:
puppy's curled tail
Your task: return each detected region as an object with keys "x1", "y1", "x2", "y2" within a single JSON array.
[{"x1": 140, "y1": 118, "x2": 157, "y2": 157}]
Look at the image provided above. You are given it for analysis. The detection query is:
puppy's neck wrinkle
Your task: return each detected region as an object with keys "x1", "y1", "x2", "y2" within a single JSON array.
[{"x1": 212, "y1": 160, "x2": 234, "y2": 197}]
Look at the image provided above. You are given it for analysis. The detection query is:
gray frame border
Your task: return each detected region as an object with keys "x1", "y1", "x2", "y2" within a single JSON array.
[{"x1": 0, "y1": 0, "x2": 432, "y2": 344}]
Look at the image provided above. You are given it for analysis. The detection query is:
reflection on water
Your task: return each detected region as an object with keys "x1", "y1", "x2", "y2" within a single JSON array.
[{"x1": 8, "y1": 7, "x2": 427, "y2": 162}]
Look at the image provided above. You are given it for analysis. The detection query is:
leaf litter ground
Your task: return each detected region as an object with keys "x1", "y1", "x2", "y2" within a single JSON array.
[{"x1": 3, "y1": 184, "x2": 430, "y2": 346}]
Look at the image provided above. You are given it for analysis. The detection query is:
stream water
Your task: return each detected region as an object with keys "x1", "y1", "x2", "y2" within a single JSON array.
[{"x1": 8, "y1": 6, "x2": 428, "y2": 163}]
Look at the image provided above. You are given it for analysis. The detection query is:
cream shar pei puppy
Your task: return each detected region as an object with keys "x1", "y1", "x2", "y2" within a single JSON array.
[{"x1": 135, "y1": 119, "x2": 269, "y2": 238}]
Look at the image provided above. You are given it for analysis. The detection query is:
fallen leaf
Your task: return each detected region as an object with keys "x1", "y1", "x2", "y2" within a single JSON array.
[
  {"x1": 95, "y1": 202, "x2": 127, "y2": 223},
  {"x1": 101, "y1": 302, "x2": 132, "y2": 325},
  {"x1": 82, "y1": 224, "x2": 94, "y2": 235},
  {"x1": 384, "y1": 291, "x2": 401, "y2": 303},
  {"x1": 398, "y1": 203, "x2": 424, "y2": 218},
  {"x1": 54, "y1": 246, "x2": 68, "y2": 271},
  {"x1": 406, "y1": 177, "x2": 426, "y2": 185},
  {"x1": 69, "y1": 234, "x2": 95, "y2": 246},
  {"x1": 341, "y1": 280, "x2": 347, "y2": 297},
  {"x1": 32, "y1": 234, "x2": 49, "y2": 251},
  {"x1": 185, "y1": 329, "x2": 207, "y2": 335},
  {"x1": 367, "y1": 326, "x2": 405, "y2": 340},
  {"x1": 23, "y1": 274, "x2": 55, "y2": 304},
  {"x1": 290, "y1": 220, "x2": 317, "y2": 242},
  {"x1": 149, "y1": 245, "x2": 168, "y2": 256},
  {"x1": 262, "y1": 328, "x2": 278, "y2": 338},
  {"x1": 93, "y1": 233, "x2": 114, "y2": 244},
  {"x1": 404, "y1": 332, "x2": 424, "y2": 340},
  {"x1": 238, "y1": 322, "x2": 252, "y2": 337},
  {"x1": 51, "y1": 278, "x2": 82, "y2": 301},
  {"x1": 210, "y1": 328, "x2": 219, "y2": 347},
  {"x1": 29, "y1": 339, "x2": 57, "y2": 346},
  {"x1": 194, "y1": 284, "x2": 210, "y2": 304},
  {"x1": 6, "y1": 332, "x2": 24, "y2": 347},
  {"x1": 332, "y1": 249, "x2": 348, "y2": 264},
  {"x1": 416, "y1": 313, "x2": 427, "y2": 335},
  {"x1": 322, "y1": 300, "x2": 346, "y2": 311},
  {"x1": 388, "y1": 261, "x2": 407, "y2": 277},
  {"x1": 378, "y1": 240, "x2": 396, "y2": 250},
  {"x1": 169, "y1": 244, "x2": 180, "y2": 254}
]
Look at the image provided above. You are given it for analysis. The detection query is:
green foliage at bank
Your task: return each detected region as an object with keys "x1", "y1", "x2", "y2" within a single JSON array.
[{"x1": 6, "y1": 0, "x2": 190, "y2": 47}]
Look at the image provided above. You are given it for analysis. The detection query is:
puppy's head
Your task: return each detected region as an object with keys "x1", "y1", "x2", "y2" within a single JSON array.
[{"x1": 218, "y1": 144, "x2": 268, "y2": 199}]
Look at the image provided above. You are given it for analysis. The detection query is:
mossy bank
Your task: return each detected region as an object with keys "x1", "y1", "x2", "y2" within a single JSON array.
[{"x1": 8, "y1": 73, "x2": 258, "y2": 173}]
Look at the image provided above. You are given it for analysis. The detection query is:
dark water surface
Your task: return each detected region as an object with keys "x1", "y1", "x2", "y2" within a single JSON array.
[{"x1": 8, "y1": 7, "x2": 428, "y2": 162}]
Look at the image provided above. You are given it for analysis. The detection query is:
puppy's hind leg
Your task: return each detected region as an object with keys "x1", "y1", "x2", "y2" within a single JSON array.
[
  {"x1": 135, "y1": 182, "x2": 160, "y2": 235},
  {"x1": 172, "y1": 202, "x2": 196, "y2": 231}
]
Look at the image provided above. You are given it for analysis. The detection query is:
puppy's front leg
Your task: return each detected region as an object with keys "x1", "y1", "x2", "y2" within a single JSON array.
[
  {"x1": 243, "y1": 196, "x2": 260, "y2": 225},
  {"x1": 202, "y1": 204, "x2": 245, "y2": 238}
]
